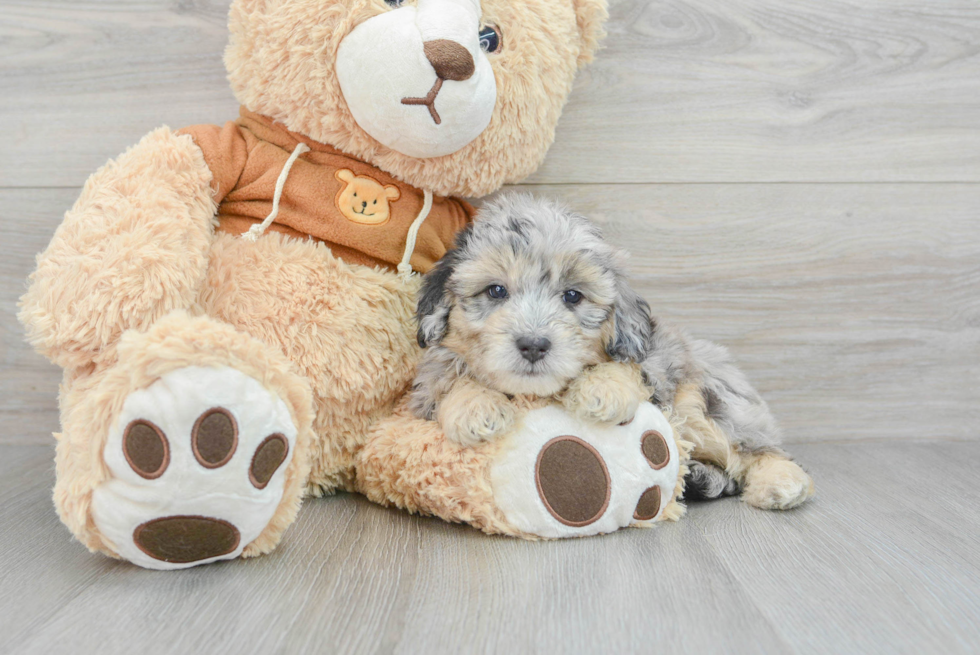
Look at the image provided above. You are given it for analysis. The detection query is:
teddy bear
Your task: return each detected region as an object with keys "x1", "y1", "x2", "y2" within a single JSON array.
[{"x1": 19, "y1": 0, "x2": 688, "y2": 570}]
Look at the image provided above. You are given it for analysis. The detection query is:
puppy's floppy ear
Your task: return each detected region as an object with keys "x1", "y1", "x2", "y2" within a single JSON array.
[
  {"x1": 606, "y1": 273, "x2": 652, "y2": 363},
  {"x1": 417, "y1": 226, "x2": 471, "y2": 347}
]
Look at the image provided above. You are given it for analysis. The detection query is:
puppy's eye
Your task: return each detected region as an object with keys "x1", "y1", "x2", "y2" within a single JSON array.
[
  {"x1": 562, "y1": 290, "x2": 583, "y2": 305},
  {"x1": 384, "y1": 0, "x2": 406, "y2": 7},
  {"x1": 479, "y1": 24, "x2": 503, "y2": 54},
  {"x1": 486, "y1": 284, "x2": 508, "y2": 300}
]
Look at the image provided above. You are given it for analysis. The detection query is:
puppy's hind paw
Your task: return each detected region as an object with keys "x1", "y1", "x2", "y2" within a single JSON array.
[
  {"x1": 438, "y1": 390, "x2": 516, "y2": 447},
  {"x1": 684, "y1": 461, "x2": 740, "y2": 501},
  {"x1": 742, "y1": 456, "x2": 815, "y2": 510}
]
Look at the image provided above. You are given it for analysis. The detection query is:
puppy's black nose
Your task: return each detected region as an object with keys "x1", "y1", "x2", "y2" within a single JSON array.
[{"x1": 516, "y1": 336, "x2": 551, "y2": 363}]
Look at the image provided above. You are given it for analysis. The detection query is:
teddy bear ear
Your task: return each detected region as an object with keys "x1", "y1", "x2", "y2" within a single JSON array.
[
  {"x1": 573, "y1": 0, "x2": 609, "y2": 68},
  {"x1": 335, "y1": 169, "x2": 354, "y2": 183},
  {"x1": 384, "y1": 185, "x2": 401, "y2": 201}
]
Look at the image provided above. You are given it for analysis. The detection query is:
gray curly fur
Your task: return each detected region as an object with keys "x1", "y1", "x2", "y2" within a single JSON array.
[{"x1": 413, "y1": 193, "x2": 786, "y2": 499}]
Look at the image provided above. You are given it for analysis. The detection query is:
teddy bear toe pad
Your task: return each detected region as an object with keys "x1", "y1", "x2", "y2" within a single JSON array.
[
  {"x1": 491, "y1": 402, "x2": 679, "y2": 539},
  {"x1": 92, "y1": 366, "x2": 296, "y2": 570},
  {"x1": 535, "y1": 436, "x2": 611, "y2": 526}
]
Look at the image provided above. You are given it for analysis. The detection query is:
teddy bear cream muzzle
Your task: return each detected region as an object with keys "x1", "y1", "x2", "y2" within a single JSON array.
[{"x1": 336, "y1": 0, "x2": 497, "y2": 158}]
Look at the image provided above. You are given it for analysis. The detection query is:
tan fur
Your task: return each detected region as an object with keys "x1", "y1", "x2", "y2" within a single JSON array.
[
  {"x1": 658, "y1": 407, "x2": 694, "y2": 523},
  {"x1": 672, "y1": 383, "x2": 814, "y2": 510},
  {"x1": 55, "y1": 311, "x2": 314, "y2": 559},
  {"x1": 199, "y1": 232, "x2": 422, "y2": 494},
  {"x1": 561, "y1": 362, "x2": 647, "y2": 425},
  {"x1": 362, "y1": 399, "x2": 692, "y2": 536},
  {"x1": 225, "y1": 0, "x2": 608, "y2": 198},
  {"x1": 20, "y1": 0, "x2": 615, "y2": 558},
  {"x1": 437, "y1": 377, "x2": 517, "y2": 447},
  {"x1": 357, "y1": 397, "x2": 535, "y2": 538},
  {"x1": 19, "y1": 128, "x2": 216, "y2": 371}
]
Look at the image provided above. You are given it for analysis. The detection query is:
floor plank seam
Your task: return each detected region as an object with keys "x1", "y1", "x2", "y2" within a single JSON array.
[{"x1": 3, "y1": 181, "x2": 980, "y2": 193}]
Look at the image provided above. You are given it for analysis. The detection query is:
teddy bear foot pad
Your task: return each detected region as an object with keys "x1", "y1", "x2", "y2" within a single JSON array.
[
  {"x1": 490, "y1": 402, "x2": 680, "y2": 539},
  {"x1": 91, "y1": 366, "x2": 297, "y2": 570}
]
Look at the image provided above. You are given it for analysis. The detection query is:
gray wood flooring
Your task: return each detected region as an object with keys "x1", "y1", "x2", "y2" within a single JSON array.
[
  {"x1": 2, "y1": 440, "x2": 979, "y2": 654},
  {"x1": 2, "y1": 0, "x2": 979, "y2": 652}
]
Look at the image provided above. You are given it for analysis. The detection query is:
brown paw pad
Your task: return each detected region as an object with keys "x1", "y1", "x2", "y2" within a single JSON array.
[
  {"x1": 633, "y1": 486, "x2": 662, "y2": 521},
  {"x1": 641, "y1": 430, "x2": 670, "y2": 470},
  {"x1": 250, "y1": 434, "x2": 289, "y2": 490},
  {"x1": 133, "y1": 515, "x2": 241, "y2": 564},
  {"x1": 535, "y1": 436, "x2": 611, "y2": 527},
  {"x1": 192, "y1": 408, "x2": 238, "y2": 469},
  {"x1": 123, "y1": 420, "x2": 170, "y2": 480}
]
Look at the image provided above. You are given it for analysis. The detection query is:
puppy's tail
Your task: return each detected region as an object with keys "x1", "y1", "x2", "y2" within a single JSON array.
[{"x1": 683, "y1": 461, "x2": 741, "y2": 501}]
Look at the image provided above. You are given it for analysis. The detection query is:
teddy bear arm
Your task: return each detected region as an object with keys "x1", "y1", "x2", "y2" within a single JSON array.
[{"x1": 19, "y1": 127, "x2": 220, "y2": 370}]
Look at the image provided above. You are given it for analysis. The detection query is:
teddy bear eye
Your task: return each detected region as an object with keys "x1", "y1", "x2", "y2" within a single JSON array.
[
  {"x1": 373, "y1": 199, "x2": 377, "y2": 204},
  {"x1": 479, "y1": 25, "x2": 502, "y2": 54}
]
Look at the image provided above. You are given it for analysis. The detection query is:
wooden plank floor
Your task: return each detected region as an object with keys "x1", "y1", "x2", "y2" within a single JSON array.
[
  {"x1": 3, "y1": 1, "x2": 979, "y2": 185},
  {"x1": 2, "y1": 440, "x2": 979, "y2": 654},
  {"x1": 2, "y1": 0, "x2": 979, "y2": 652}
]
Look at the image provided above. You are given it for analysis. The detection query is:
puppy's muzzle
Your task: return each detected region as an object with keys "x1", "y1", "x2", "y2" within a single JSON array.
[{"x1": 516, "y1": 336, "x2": 551, "y2": 363}]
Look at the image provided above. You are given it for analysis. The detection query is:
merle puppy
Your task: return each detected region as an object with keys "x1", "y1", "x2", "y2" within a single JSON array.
[{"x1": 410, "y1": 193, "x2": 813, "y2": 510}]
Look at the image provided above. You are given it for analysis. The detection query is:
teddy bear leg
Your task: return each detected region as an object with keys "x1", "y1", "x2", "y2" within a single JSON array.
[
  {"x1": 355, "y1": 403, "x2": 520, "y2": 536},
  {"x1": 56, "y1": 311, "x2": 314, "y2": 569},
  {"x1": 357, "y1": 401, "x2": 686, "y2": 539}
]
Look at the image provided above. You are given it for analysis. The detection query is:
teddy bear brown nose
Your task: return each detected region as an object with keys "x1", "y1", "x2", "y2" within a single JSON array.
[{"x1": 423, "y1": 39, "x2": 475, "y2": 81}]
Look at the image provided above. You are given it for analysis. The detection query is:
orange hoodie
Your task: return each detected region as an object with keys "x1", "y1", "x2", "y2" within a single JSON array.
[{"x1": 179, "y1": 108, "x2": 473, "y2": 273}]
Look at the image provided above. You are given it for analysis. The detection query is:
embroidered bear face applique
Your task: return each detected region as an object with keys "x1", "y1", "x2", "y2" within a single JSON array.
[{"x1": 334, "y1": 169, "x2": 401, "y2": 225}]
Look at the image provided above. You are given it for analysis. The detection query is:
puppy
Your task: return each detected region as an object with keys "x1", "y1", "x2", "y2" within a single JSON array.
[{"x1": 411, "y1": 193, "x2": 814, "y2": 510}]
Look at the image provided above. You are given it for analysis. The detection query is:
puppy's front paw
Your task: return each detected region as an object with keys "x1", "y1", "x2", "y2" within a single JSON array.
[
  {"x1": 438, "y1": 389, "x2": 516, "y2": 448},
  {"x1": 563, "y1": 363, "x2": 646, "y2": 425}
]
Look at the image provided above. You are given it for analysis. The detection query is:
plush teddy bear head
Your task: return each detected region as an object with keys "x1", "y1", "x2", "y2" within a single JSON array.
[{"x1": 225, "y1": 0, "x2": 607, "y2": 198}]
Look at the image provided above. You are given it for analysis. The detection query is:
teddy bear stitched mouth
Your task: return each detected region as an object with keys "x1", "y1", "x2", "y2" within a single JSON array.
[
  {"x1": 400, "y1": 39, "x2": 476, "y2": 125},
  {"x1": 401, "y1": 78, "x2": 446, "y2": 125}
]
